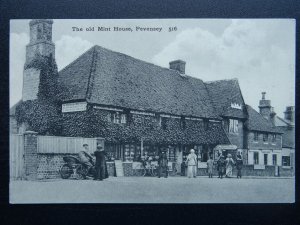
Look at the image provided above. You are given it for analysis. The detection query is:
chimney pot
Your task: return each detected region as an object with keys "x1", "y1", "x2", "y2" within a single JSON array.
[{"x1": 169, "y1": 60, "x2": 186, "y2": 74}]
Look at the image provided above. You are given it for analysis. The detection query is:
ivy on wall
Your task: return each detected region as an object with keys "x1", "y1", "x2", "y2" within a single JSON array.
[
  {"x1": 61, "y1": 108, "x2": 230, "y2": 146},
  {"x1": 16, "y1": 54, "x2": 62, "y2": 135}
]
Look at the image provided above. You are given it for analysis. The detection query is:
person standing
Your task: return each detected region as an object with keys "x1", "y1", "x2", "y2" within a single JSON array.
[
  {"x1": 225, "y1": 154, "x2": 235, "y2": 178},
  {"x1": 158, "y1": 151, "x2": 168, "y2": 178},
  {"x1": 185, "y1": 149, "x2": 197, "y2": 178},
  {"x1": 207, "y1": 157, "x2": 214, "y2": 178},
  {"x1": 236, "y1": 152, "x2": 243, "y2": 179},
  {"x1": 217, "y1": 155, "x2": 226, "y2": 179},
  {"x1": 93, "y1": 144, "x2": 107, "y2": 181}
]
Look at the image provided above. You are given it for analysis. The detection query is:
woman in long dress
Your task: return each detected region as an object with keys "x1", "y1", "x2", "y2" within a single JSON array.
[
  {"x1": 185, "y1": 149, "x2": 197, "y2": 178},
  {"x1": 225, "y1": 153, "x2": 234, "y2": 178}
]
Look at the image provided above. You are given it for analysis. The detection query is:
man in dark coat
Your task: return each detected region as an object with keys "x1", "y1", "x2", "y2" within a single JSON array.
[
  {"x1": 236, "y1": 152, "x2": 243, "y2": 179},
  {"x1": 158, "y1": 151, "x2": 168, "y2": 178},
  {"x1": 217, "y1": 155, "x2": 226, "y2": 179},
  {"x1": 93, "y1": 145, "x2": 107, "y2": 181}
]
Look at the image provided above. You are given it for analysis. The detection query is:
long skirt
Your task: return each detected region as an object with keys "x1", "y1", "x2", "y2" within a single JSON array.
[
  {"x1": 187, "y1": 165, "x2": 197, "y2": 178},
  {"x1": 226, "y1": 165, "x2": 233, "y2": 177}
]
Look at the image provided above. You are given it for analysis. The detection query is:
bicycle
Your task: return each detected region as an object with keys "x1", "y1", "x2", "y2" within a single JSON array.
[{"x1": 133, "y1": 158, "x2": 158, "y2": 177}]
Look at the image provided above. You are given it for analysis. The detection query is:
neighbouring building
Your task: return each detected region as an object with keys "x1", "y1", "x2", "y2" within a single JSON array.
[{"x1": 273, "y1": 106, "x2": 295, "y2": 171}]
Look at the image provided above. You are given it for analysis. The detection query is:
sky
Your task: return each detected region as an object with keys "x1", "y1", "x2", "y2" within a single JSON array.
[{"x1": 10, "y1": 19, "x2": 295, "y2": 117}]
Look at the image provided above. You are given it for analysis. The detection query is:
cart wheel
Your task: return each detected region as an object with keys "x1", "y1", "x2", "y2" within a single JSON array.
[
  {"x1": 60, "y1": 164, "x2": 72, "y2": 179},
  {"x1": 76, "y1": 165, "x2": 88, "y2": 179}
]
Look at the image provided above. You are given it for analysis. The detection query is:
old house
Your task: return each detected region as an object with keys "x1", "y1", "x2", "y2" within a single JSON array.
[
  {"x1": 245, "y1": 103, "x2": 283, "y2": 168},
  {"x1": 11, "y1": 19, "x2": 293, "y2": 177},
  {"x1": 13, "y1": 19, "x2": 233, "y2": 171}
]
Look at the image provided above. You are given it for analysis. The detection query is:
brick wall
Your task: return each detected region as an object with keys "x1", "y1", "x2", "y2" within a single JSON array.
[
  {"x1": 123, "y1": 162, "x2": 133, "y2": 176},
  {"x1": 37, "y1": 154, "x2": 66, "y2": 179},
  {"x1": 24, "y1": 131, "x2": 38, "y2": 180},
  {"x1": 247, "y1": 131, "x2": 281, "y2": 150}
]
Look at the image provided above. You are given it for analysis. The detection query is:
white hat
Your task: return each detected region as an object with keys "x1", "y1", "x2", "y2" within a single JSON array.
[{"x1": 190, "y1": 149, "x2": 195, "y2": 153}]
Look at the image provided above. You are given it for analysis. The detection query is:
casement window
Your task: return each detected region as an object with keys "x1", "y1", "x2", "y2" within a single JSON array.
[
  {"x1": 272, "y1": 154, "x2": 277, "y2": 165},
  {"x1": 253, "y1": 152, "x2": 259, "y2": 165},
  {"x1": 111, "y1": 112, "x2": 127, "y2": 124},
  {"x1": 113, "y1": 112, "x2": 121, "y2": 124},
  {"x1": 271, "y1": 134, "x2": 276, "y2": 143},
  {"x1": 282, "y1": 156, "x2": 290, "y2": 166},
  {"x1": 121, "y1": 114, "x2": 127, "y2": 124},
  {"x1": 229, "y1": 119, "x2": 239, "y2": 133},
  {"x1": 263, "y1": 133, "x2": 268, "y2": 142},
  {"x1": 254, "y1": 132, "x2": 259, "y2": 141},
  {"x1": 264, "y1": 154, "x2": 268, "y2": 165}
]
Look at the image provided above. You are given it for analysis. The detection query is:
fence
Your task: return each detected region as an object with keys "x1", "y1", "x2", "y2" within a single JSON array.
[
  {"x1": 10, "y1": 134, "x2": 24, "y2": 180},
  {"x1": 37, "y1": 136, "x2": 102, "y2": 154}
]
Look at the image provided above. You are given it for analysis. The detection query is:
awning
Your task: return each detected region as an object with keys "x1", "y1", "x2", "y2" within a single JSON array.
[{"x1": 213, "y1": 145, "x2": 237, "y2": 151}]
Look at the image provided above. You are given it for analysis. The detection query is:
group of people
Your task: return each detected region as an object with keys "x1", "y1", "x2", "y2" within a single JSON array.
[
  {"x1": 184, "y1": 149, "x2": 243, "y2": 179},
  {"x1": 207, "y1": 151, "x2": 243, "y2": 179},
  {"x1": 78, "y1": 144, "x2": 109, "y2": 181},
  {"x1": 78, "y1": 144, "x2": 243, "y2": 180}
]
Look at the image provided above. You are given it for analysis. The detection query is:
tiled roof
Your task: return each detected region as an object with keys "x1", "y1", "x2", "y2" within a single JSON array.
[
  {"x1": 274, "y1": 116, "x2": 295, "y2": 127},
  {"x1": 58, "y1": 45, "x2": 221, "y2": 119},
  {"x1": 245, "y1": 105, "x2": 282, "y2": 134},
  {"x1": 205, "y1": 79, "x2": 247, "y2": 119}
]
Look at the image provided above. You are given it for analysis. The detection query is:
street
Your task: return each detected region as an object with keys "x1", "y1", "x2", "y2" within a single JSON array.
[{"x1": 10, "y1": 177, "x2": 295, "y2": 203}]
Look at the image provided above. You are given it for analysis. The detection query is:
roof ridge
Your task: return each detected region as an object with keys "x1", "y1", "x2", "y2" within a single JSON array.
[
  {"x1": 58, "y1": 46, "x2": 96, "y2": 73},
  {"x1": 92, "y1": 45, "x2": 207, "y2": 82},
  {"x1": 205, "y1": 78, "x2": 238, "y2": 84},
  {"x1": 86, "y1": 47, "x2": 98, "y2": 100}
]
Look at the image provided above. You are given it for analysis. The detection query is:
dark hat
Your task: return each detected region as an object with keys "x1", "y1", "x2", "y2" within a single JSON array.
[
  {"x1": 97, "y1": 144, "x2": 103, "y2": 149},
  {"x1": 83, "y1": 144, "x2": 88, "y2": 147}
]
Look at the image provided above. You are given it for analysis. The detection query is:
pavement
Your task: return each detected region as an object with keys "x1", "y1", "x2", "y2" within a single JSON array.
[{"x1": 10, "y1": 176, "x2": 295, "y2": 204}]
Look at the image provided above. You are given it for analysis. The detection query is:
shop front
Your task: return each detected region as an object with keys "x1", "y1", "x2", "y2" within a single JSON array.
[{"x1": 104, "y1": 142, "x2": 222, "y2": 176}]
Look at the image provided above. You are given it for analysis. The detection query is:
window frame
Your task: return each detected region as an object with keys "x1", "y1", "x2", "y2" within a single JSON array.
[
  {"x1": 264, "y1": 154, "x2": 268, "y2": 165},
  {"x1": 272, "y1": 154, "x2": 277, "y2": 165},
  {"x1": 254, "y1": 132, "x2": 259, "y2": 141},
  {"x1": 253, "y1": 152, "x2": 259, "y2": 165},
  {"x1": 229, "y1": 119, "x2": 239, "y2": 133}
]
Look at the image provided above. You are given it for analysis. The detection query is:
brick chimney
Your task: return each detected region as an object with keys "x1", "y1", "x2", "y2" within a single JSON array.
[
  {"x1": 169, "y1": 60, "x2": 186, "y2": 74},
  {"x1": 284, "y1": 106, "x2": 295, "y2": 123},
  {"x1": 259, "y1": 92, "x2": 276, "y2": 122}
]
